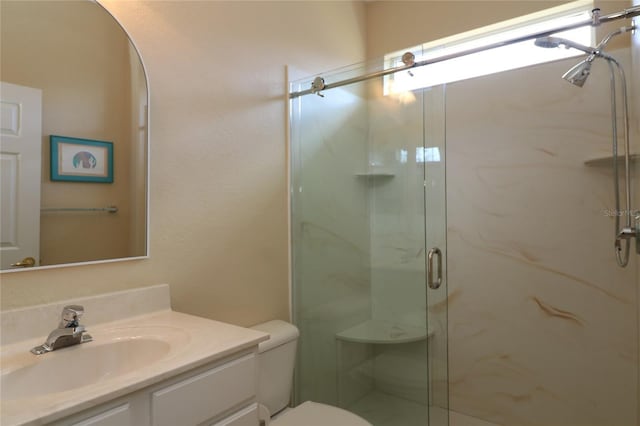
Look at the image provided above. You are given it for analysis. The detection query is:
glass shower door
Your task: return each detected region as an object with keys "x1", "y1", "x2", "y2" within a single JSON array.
[
  {"x1": 422, "y1": 86, "x2": 449, "y2": 426},
  {"x1": 290, "y1": 66, "x2": 449, "y2": 426}
]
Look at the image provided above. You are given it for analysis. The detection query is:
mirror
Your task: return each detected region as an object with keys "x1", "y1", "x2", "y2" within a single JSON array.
[{"x1": 0, "y1": 1, "x2": 149, "y2": 271}]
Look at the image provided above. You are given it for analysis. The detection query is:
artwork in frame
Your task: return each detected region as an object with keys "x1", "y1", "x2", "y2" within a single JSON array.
[{"x1": 50, "y1": 135, "x2": 114, "y2": 183}]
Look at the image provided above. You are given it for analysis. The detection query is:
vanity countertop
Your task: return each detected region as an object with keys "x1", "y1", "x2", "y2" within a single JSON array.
[{"x1": 0, "y1": 309, "x2": 269, "y2": 426}]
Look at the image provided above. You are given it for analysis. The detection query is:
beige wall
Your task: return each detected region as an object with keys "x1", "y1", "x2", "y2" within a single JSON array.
[
  {"x1": 1, "y1": 1, "x2": 136, "y2": 265},
  {"x1": 366, "y1": 1, "x2": 565, "y2": 59},
  {"x1": 0, "y1": 1, "x2": 367, "y2": 327},
  {"x1": 365, "y1": 0, "x2": 630, "y2": 59}
]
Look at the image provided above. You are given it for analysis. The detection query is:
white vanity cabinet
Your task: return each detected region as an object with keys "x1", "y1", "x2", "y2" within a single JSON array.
[
  {"x1": 208, "y1": 404, "x2": 259, "y2": 426},
  {"x1": 1, "y1": 286, "x2": 269, "y2": 426},
  {"x1": 52, "y1": 350, "x2": 259, "y2": 426},
  {"x1": 65, "y1": 403, "x2": 136, "y2": 426}
]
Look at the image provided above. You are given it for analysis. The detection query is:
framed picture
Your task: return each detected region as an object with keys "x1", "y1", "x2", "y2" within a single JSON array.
[{"x1": 50, "y1": 135, "x2": 113, "y2": 183}]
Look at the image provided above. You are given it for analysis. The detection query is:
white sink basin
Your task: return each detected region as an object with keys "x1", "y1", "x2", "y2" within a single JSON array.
[
  {"x1": 1, "y1": 325, "x2": 188, "y2": 401},
  {"x1": 0, "y1": 287, "x2": 270, "y2": 426}
]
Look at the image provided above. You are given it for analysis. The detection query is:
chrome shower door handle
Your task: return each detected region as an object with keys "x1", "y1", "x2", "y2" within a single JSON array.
[
  {"x1": 427, "y1": 247, "x2": 442, "y2": 289},
  {"x1": 635, "y1": 212, "x2": 640, "y2": 255}
]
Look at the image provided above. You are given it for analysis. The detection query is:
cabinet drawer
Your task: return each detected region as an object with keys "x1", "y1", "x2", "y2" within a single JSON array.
[
  {"x1": 210, "y1": 403, "x2": 258, "y2": 426},
  {"x1": 152, "y1": 354, "x2": 256, "y2": 426},
  {"x1": 70, "y1": 403, "x2": 131, "y2": 426}
]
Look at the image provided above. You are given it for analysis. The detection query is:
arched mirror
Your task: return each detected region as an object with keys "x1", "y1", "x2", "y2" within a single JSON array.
[{"x1": 0, "y1": 0, "x2": 149, "y2": 272}]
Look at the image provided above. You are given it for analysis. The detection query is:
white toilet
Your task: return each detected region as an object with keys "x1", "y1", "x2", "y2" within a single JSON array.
[{"x1": 251, "y1": 320, "x2": 371, "y2": 426}]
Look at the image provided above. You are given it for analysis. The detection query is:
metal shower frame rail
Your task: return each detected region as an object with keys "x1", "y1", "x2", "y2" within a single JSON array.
[{"x1": 289, "y1": 5, "x2": 640, "y2": 99}]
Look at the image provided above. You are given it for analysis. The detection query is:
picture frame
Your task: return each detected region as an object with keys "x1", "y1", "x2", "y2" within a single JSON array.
[{"x1": 50, "y1": 135, "x2": 113, "y2": 183}]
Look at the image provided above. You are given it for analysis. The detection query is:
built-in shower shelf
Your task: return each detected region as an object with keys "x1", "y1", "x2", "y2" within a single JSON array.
[
  {"x1": 584, "y1": 154, "x2": 639, "y2": 167},
  {"x1": 336, "y1": 319, "x2": 433, "y2": 344},
  {"x1": 355, "y1": 171, "x2": 395, "y2": 178}
]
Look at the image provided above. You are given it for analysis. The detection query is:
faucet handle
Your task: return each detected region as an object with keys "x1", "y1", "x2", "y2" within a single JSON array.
[{"x1": 59, "y1": 305, "x2": 84, "y2": 328}]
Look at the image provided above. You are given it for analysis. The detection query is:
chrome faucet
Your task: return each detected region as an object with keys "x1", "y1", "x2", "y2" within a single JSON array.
[{"x1": 31, "y1": 305, "x2": 93, "y2": 355}]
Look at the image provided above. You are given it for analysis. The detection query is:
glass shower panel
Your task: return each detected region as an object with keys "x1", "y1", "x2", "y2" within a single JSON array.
[
  {"x1": 290, "y1": 68, "x2": 372, "y2": 409},
  {"x1": 290, "y1": 65, "x2": 448, "y2": 426},
  {"x1": 423, "y1": 86, "x2": 449, "y2": 426},
  {"x1": 357, "y1": 83, "x2": 429, "y2": 426}
]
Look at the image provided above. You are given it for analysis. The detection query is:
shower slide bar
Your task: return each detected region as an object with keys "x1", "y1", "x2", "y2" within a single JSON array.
[
  {"x1": 289, "y1": 5, "x2": 640, "y2": 99},
  {"x1": 41, "y1": 206, "x2": 118, "y2": 213}
]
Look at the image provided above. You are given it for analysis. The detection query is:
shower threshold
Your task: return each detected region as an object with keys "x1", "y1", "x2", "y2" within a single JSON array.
[{"x1": 347, "y1": 390, "x2": 501, "y2": 426}]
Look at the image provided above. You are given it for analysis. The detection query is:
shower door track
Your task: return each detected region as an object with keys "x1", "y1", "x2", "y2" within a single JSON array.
[{"x1": 289, "y1": 5, "x2": 640, "y2": 99}]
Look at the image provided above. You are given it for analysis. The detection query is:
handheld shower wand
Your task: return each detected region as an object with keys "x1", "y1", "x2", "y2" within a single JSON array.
[{"x1": 535, "y1": 25, "x2": 638, "y2": 267}]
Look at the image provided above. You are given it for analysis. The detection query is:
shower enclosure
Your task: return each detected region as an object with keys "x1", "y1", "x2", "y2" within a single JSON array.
[
  {"x1": 290, "y1": 64, "x2": 449, "y2": 426},
  {"x1": 289, "y1": 6, "x2": 639, "y2": 426}
]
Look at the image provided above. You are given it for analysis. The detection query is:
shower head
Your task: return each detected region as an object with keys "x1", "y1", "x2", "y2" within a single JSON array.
[
  {"x1": 561, "y1": 58, "x2": 593, "y2": 87},
  {"x1": 534, "y1": 27, "x2": 635, "y2": 87},
  {"x1": 534, "y1": 36, "x2": 596, "y2": 55},
  {"x1": 534, "y1": 36, "x2": 598, "y2": 87},
  {"x1": 534, "y1": 36, "x2": 564, "y2": 49}
]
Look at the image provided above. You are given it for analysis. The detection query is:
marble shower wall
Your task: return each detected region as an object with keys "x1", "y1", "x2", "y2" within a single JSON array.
[
  {"x1": 446, "y1": 48, "x2": 639, "y2": 426},
  {"x1": 291, "y1": 80, "x2": 372, "y2": 406}
]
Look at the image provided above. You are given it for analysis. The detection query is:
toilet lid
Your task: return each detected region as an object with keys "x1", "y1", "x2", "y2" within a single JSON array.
[{"x1": 271, "y1": 401, "x2": 371, "y2": 426}]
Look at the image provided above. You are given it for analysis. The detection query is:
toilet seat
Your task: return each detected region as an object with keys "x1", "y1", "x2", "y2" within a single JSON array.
[{"x1": 271, "y1": 401, "x2": 371, "y2": 426}]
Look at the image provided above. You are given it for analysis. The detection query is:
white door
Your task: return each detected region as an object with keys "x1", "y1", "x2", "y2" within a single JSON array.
[{"x1": 1, "y1": 81, "x2": 42, "y2": 269}]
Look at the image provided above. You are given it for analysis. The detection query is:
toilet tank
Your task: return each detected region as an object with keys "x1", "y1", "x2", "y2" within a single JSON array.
[{"x1": 250, "y1": 320, "x2": 299, "y2": 416}]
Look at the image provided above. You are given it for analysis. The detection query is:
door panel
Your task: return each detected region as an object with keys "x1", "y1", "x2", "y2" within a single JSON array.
[
  {"x1": 1, "y1": 81, "x2": 42, "y2": 269},
  {"x1": 424, "y1": 86, "x2": 449, "y2": 425},
  {"x1": 290, "y1": 70, "x2": 449, "y2": 425}
]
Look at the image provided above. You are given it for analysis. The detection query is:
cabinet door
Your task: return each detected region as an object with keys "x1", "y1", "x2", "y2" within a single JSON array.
[
  {"x1": 70, "y1": 403, "x2": 131, "y2": 426},
  {"x1": 210, "y1": 404, "x2": 258, "y2": 426},
  {"x1": 152, "y1": 354, "x2": 256, "y2": 426}
]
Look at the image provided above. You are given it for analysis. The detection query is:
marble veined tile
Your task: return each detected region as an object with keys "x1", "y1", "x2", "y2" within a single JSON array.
[{"x1": 444, "y1": 47, "x2": 638, "y2": 426}]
